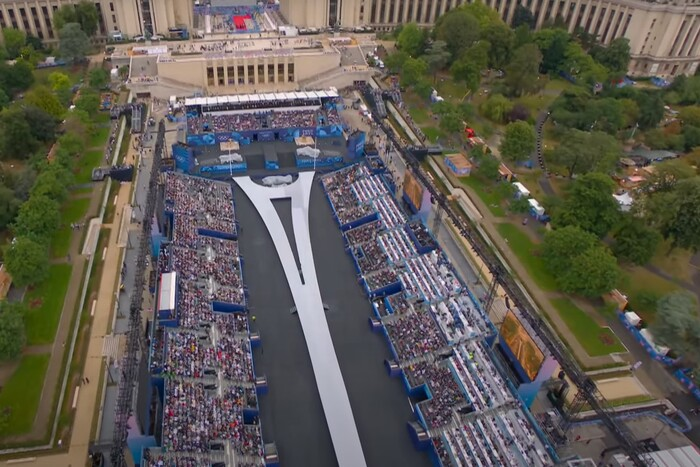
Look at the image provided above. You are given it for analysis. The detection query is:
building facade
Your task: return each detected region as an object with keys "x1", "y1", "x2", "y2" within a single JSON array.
[{"x1": 1, "y1": 0, "x2": 699, "y2": 76}]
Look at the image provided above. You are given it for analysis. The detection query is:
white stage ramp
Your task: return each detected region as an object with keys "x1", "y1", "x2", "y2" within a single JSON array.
[{"x1": 234, "y1": 173, "x2": 367, "y2": 467}]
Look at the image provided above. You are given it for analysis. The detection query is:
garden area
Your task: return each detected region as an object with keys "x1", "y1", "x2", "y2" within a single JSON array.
[{"x1": 387, "y1": 5, "x2": 700, "y2": 368}]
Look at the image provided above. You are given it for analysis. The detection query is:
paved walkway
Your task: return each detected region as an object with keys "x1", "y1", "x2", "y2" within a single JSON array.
[{"x1": 1, "y1": 179, "x2": 134, "y2": 466}]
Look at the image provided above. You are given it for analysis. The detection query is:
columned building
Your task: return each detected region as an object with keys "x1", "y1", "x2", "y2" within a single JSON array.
[{"x1": 0, "y1": 0, "x2": 698, "y2": 76}]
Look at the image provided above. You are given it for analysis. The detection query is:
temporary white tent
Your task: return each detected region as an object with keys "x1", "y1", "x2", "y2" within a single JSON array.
[
  {"x1": 528, "y1": 198, "x2": 545, "y2": 216},
  {"x1": 640, "y1": 328, "x2": 670, "y2": 356},
  {"x1": 624, "y1": 311, "x2": 641, "y2": 327},
  {"x1": 613, "y1": 192, "x2": 634, "y2": 212},
  {"x1": 512, "y1": 182, "x2": 531, "y2": 198}
]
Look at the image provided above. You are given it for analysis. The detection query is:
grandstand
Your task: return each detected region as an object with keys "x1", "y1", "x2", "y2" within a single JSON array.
[
  {"x1": 144, "y1": 173, "x2": 272, "y2": 466},
  {"x1": 173, "y1": 89, "x2": 362, "y2": 174},
  {"x1": 321, "y1": 164, "x2": 558, "y2": 466}
]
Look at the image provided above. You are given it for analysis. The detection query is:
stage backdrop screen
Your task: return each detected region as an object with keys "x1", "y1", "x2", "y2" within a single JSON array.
[
  {"x1": 403, "y1": 171, "x2": 425, "y2": 212},
  {"x1": 500, "y1": 311, "x2": 545, "y2": 381}
]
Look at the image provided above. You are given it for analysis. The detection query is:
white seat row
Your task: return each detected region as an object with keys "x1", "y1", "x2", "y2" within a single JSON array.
[
  {"x1": 378, "y1": 229, "x2": 416, "y2": 264},
  {"x1": 373, "y1": 195, "x2": 405, "y2": 229}
]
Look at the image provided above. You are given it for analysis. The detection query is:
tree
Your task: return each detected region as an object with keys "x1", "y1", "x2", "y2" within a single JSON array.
[
  {"x1": 554, "y1": 172, "x2": 621, "y2": 237},
  {"x1": 463, "y1": 40, "x2": 491, "y2": 71},
  {"x1": 384, "y1": 51, "x2": 409, "y2": 73},
  {"x1": 591, "y1": 38, "x2": 631, "y2": 73},
  {"x1": 505, "y1": 43, "x2": 543, "y2": 96},
  {"x1": 649, "y1": 177, "x2": 700, "y2": 251},
  {"x1": 22, "y1": 106, "x2": 58, "y2": 143},
  {"x1": 612, "y1": 216, "x2": 662, "y2": 265},
  {"x1": 507, "y1": 104, "x2": 531, "y2": 122},
  {"x1": 680, "y1": 106, "x2": 700, "y2": 127},
  {"x1": 400, "y1": 57, "x2": 428, "y2": 87},
  {"x1": 478, "y1": 153, "x2": 501, "y2": 179},
  {"x1": 75, "y1": 0, "x2": 99, "y2": 36},
  {"x1": 423, "y1": 41, "x2": 451, "y2": 83},
  {"x1": 25, "y1": 34, "x2": 43, "y2": 52},
  {"x1": 57, "y1": 132, "x2": 85, "y2": 157},
  {"x1": 53, "y1": 5, "x2": 78, "y2": 31},
  {"x1": 0, "y1": 108, "x2": 37, "y2": 160},
  {"x1": 435, "y1": 9, "x2": 481, "y2": 58},
  {"x1": 397, "y1": 23, "x2": 426, "y2": 57},
  {"x1": 48, "y1": 72, "x2": 71, "y2": 93},
  {"x1": 0, "y1": 60, "x2": 35, "y2": 95},
  {"x1": 2, "y1": 28, "x2": 26, "y2": 59},
  {"x1": 533, "y1": 28, "x2": 570, "y2": 74},
  {"x1": 480, "y1": 94, "x2": 513, "y2": 123},
  {"x1": 542, "y1": 225, "x2": 599, "y2": 278},
  {"x1": 635, "y1": 91, "x2": 665, "y2": 130},
  {"x1": 75, "y1": 90, "x2": 101, "y2": 116},
  {"x1": 650, "y1": 292, "x2": 700, "y2": 365},
  {"x1": 12, "y1": 195, "x2": 61, "y2": 243},
  {"x1": 450, "y1": 57, "x2": 481, "y2": 95},
  {"x1": 512, "y1": 5, "x2": 535, "y2": 29},
  {"x1": 4, "y1": 236, "x2": 49, "y2": 287},
  {"x1": 682, "y1": 125, "x2": 700, "y2": 151},
  {"x1": 500, "y1": 121, "x2": 535, "y2": 162},
  {"x1": 58, "y1": 23, "x2": 90, "y2": 64},
  {"x1": 550, "y1": 129, "x2": 620, "y2": 178},
  {"x1": 89, "y1": 68, "x2": 110, "y2": 89},
  {"x1": 0, "y1": 183, "x2": 21, "y2": 230},
  {"x1": 560, "y1": 246, "x2": 619, "y2": 297},
  {"x1": 481, "y1": 23, "x2": 514, "y2": 69},
  {"x1": 25, "y1": 85, "x2": 65, "y2": 120},
  {"x1": 0, "y1": 302, "x2": 26, "y2": 361},
  {"x1": 439, "y1": 112, "x2": 463, "y2": 134},
  {"x1": 31, "y1": 166, "x2": 72, "y2": 203},
  {"x1": 0, "y1": 89, "x2": 8, "y2": 110},
  {"x1": 641, "y1": 159, "x2": 695, "y2": 194}
]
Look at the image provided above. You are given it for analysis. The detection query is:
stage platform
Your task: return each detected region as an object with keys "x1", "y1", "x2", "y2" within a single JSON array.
[
  {"x1": 191, "y1": 136, "x2": 353, "y2": 175},
  {"x1": 233, "y1": 175, "x2": 429, "y2": 467}
]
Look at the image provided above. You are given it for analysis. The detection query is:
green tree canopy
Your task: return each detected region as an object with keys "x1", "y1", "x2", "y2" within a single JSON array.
[
  {"x1": 434, "y1": 9, "x2": 481, "y2": 58},
  {"x1": 0, "y1": 60, "x2": 35, "y2": 95},
  {"x1": 53, "y1": 5, "x2": 78, "y2": 31},
  {"x1": 533, "y1": 28, "x2": 570, "y2": 74},
  {"x1": 4, "y1": 236, "x2": 49, "y2": 287},
  {"x1": 0, "y1": 182, "x2": 21, "y2": 231},
  {"x1": 481, "y1": 23, "x2": 514, "y2": 69},
  {"x1": 423, "y1": 40, "x2": 451, "y2": 83},
  {"x1": 640, "y1": 159, "x2": 695, "y2": 194},
  {"x1": 499, "y1": 121, "x2": 535, "y2": 162},
  {"x1": 550, "y1": 129, "x2": 620, "y2": 177},
  {"x1": 1, "y1": 28, "x2": 26, "y2": 59},
  {"x1": 48, "y1": 72, "x2": 72, "y2": 92},
  {"x1": 12, "y1": 195, "x2": 61, "y2": 243},
  {"x1": 58, "y1": 23, "x2": 90, "y2": 64},
  {"x1": 384, "y1": 50, "x2": 409, "y2": 73},
  {"x1": 75, "y1": 90, "x2": 101, "y2": 116},
  {"x1": 650, "y1": 292, "x2": 700, "y2": 365},
  {"x1": 0, "y1": 301, "x2": 26, "y2": 361},
  {"x1": 89, "y1": 67, "x2": 110, "y2": 89},
  {"x1": 679, "y1": 106, "x2": 700, "y2": 127},
  {"x1": 542, "y1": 225, "x2": 599, "y2": 277},
  {"x1": 75, "y1": 0, "x2": 99, "y2": 36},
  {"x1": 480, "y1": 94, "x2": 513, "y2": 123},
  {"x1": 0, "y1": 108, "x2": 38, "y2": 160},
  {"x1": 397, "y1": 23, "x2": 426, "y2": 57},
  {"x1": 22, "y1": 105, "x2": 58, "y2": 143},
  {"x1": 645, "y1": 177, "x2": 700, "y2": 251},
  {"x1": 591, "y1": 38, "x2": 631, "y2": 73},
  {"x1": 400, "y1": 57, "x2": 428, "y2": 87},
  {"x1": 611, "y1": 216, "x2": 662, "y2": 265},
  {"x1": 511, "y1": 5, "x2": 535, "y2": 29},
  {"x1": 25, "y1": 85, "x2": 65, "y2": 120},
  {"x1": 30, "y1": 165, "x2": 73, "y2": 203},
  {"x1": 554, "y1": 172, "x2": 620, "y2": 237},
  {"x1": 450, "y1": 57, "x2": 481, "y2": 95},
  {"x1": 504, "y1": 43, "x2": 542, "y2": 96},
  {"x1": 560, "y1": 245, "x2": 619, "y2": 297}
]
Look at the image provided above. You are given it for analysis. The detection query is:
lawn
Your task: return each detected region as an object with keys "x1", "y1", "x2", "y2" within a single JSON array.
[
  {"x1": 33, "y1": 65, "x2": 85, "y2": 89},
  {"x1": 551, "y1": 298, "x2": 626, "y2": 357},
  {"x1": 495, "y1": 222, "x2": 558, "y2": 291},
  {"x1": 461, "y1": 176, "x2": 508, "y2": 217},
  {"x1": 619, "y1": 266, "x2": 682, "y2": 322},
  {"x1": 650, "y1": 240, "x2": 693, "y2": 284},
  {"x1": 51, "y1": 197, "x2": 91, "y2": 257},
  {"x1": 24, "y1": 264, "x2": 73, "y2": 345},
  {"x1": 75, "y1": 149, "x2": 103, "y2": 184},
  {"x1": 88, "y1": 126, "x2": 111, "y2": 148},
  {"x1": 0, "y1": 354, "x2": 50, "y2": 437}
]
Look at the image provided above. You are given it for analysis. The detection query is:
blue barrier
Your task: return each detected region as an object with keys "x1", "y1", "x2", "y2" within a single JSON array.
[{"x1": 200, "y1": 162, "x2": 247, "y2": 174}]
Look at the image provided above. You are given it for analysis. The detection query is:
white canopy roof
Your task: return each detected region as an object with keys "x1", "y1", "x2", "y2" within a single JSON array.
[
  {"x1": 184, "y1": 89, "x2": 339, "y2": 107},
  {"x1": 158, "y1": 271, "x2": 177, "y2": 312}
]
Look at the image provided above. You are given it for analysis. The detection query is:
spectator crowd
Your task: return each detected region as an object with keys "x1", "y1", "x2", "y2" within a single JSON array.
[
  {"x1": 147, "y1": 173, "x2": 265, "y2": 465},
  {"x1": 320, "y1": 163, "x2": 554, "y2": 467}
]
